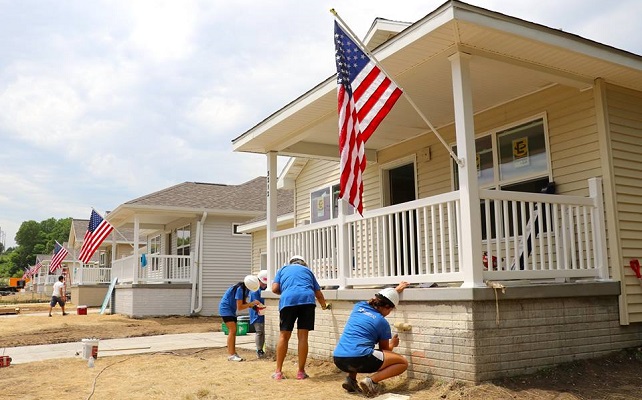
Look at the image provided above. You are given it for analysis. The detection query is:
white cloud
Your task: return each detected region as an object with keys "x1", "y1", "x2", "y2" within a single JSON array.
[{"x1": 0, "y1": 0, "x2": 641, "y2": 247}]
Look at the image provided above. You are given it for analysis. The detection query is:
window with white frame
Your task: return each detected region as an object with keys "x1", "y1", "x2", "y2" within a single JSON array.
[
  {"x1": 453, "y1": 117, "x2": 550, "y2": 191},
  {"x1": 453, "y1": 117, "x2": 552, "y2": 239},
  {"x1": 149, "y1": 235, "x2": 161, "y2": 255},
  {"x1": 176, "y1": 225, "x2": 190, "y2": 256},
  {"x1": 310, "y1": 183, "x2": 354, "y2": 223}
]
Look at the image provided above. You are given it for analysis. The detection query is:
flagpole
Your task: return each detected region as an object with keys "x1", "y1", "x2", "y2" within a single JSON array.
[{"x1": 330, "y1": 9, "x2": 464, "y2": 167}]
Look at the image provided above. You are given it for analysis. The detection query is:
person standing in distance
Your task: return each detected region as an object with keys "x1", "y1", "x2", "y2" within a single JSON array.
[
  {"x1": 48, "y1": 275, "x2": 68, "y2": 317},
  {"x1": 271, "y1": 255, "x2": 329, "y2": 380},
  {"x1": 218, "y1": 275, "x2": 262, "y2": 361},
  {"x1": 249, "y1": 270, "x2": 268, "y2": 358},
  {"x1": 333, "y1": 282, "x2": 410, "y2": 397}
]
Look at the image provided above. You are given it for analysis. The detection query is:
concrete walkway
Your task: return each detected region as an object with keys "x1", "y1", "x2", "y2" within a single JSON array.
[{"x1": 5, "y1": 332, "x2": 257, "y2": 365}]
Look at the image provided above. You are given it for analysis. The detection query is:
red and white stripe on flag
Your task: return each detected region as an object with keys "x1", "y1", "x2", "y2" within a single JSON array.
[
  {"x1": 78, "y1": 210, "x2": 114, "y2": 264},
  {"x1": 49, "y1": 242, "x2": 69, "y2": 273},
  {"x1": 334, "y1": 21, "x2": 402, "y2": 215}
]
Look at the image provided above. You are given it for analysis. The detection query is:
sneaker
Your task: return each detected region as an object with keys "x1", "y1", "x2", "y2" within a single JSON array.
[
  {"x1": 271, "y1": 371, "x2": 285, "y2": 380},
  {"x1": 342, "y1": 376, "x2": 361, "y2": 393},
  {"x1": 48, "y1": 314, "x2": 52, "y2": 317},
  {"x1": 62, "y1": 312, "x2": 68, "y2": 316},
  {"x1": 296, "y1": 370, "x2": 309, "y2": 380},
  {"x1": 257, "y1": 350, "x2": 265, "y2": 359},
  {"x1": 359, "y1": 377, "x2": 380, "y2": 398},
  {"x1": 227, "y1": 354, "x2": 243, "y2": 362}
]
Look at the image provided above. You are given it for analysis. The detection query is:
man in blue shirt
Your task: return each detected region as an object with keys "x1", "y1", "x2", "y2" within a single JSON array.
[{"x1": 271, "y1": 255, "x2": 328, "y2": 380}]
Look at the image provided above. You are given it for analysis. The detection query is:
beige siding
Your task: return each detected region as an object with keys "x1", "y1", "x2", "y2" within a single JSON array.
[
  {"x1": 294, "y1": 159, "x2": 339, "y2": 225},
  {"x1": 608, "y1": 85, "x2": 642, "y2": 323}
]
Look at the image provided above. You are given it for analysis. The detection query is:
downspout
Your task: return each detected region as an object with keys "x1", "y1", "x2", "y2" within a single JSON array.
[{"x1": 191, "y1": 212, "x2": 207, "y2": 314}]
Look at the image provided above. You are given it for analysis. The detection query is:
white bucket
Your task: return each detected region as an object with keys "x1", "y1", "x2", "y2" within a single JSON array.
[{"x1": 81, "y1": 338, "x2": 100, "y2": 360}]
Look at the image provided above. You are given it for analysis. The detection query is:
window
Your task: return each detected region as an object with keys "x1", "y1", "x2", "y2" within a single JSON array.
[
  {"x1": 149, "y1": 235, "x2": 161, "y2": 255},
  {"x1": 310, "y1": 183, "x2": 354, "y2": 223},
  {"x1": 232, "y1": 223, "x2": 247, "y2": 236},
  {"x1": 453, "y1": 117, "x2": 552, "y2": 240},
  {"x1": 453, "y1": 117, "x2": 550, "y2": 190},
  {"x1": 176, "y1": 225, "x2": 190, "y2": 256}
]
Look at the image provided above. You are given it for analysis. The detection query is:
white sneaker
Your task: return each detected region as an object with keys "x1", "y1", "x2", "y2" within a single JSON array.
[{"x1": 227, "y1": 354, "x2": 243, "y2": 362}]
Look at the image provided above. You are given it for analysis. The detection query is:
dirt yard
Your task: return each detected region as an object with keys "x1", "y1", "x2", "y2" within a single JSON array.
[{"x1": 1, "y1": 302, "x2": 642, "y2": 400}]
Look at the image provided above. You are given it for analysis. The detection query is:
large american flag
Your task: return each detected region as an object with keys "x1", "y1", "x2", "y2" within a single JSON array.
[
  {"x1": 334, "y1": 21, "x2": 402, "y2": 214},
  {"x1": 49, "y1": 241, "x2": 69, "y2": 273},
  {"x1": 78, "y1": 210, "x2": 114, "y2": 264}
]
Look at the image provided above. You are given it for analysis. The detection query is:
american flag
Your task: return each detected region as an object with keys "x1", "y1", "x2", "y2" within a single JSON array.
[
  {"x1": 49, "y1": 241, "x2": 69, "y2": 273},
  {"x1": 334, "y1": 21, "x2": 402, "y2": 214},
  {"x1": 78, "y1": 210, "x2": 114, "y2": 264},
  {"x1": 31, "y1": 260, "x2": 43, "y2": 276}
]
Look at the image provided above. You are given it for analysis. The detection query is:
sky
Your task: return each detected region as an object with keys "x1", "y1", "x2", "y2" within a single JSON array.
[{"x1": 1, "y1": 0, "x2": 641, "y2": 248}]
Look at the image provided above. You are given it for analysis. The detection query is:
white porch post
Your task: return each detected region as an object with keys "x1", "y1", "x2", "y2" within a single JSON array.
[
  {"x1": 266, "y1": 151, "x2": 277, "y2": 287},
  {"x1": 336, "y1": 199, "x2": 350, "y2": 289},
  {"x1": 449, "y1": 52, "x2": 484, "y2": 287},
  {"x1": 589, "y1": 178, "x2": 609, "y2": 280},
  {"x1": 133, "y1": 215, "x2": 140, "y2": 284}
]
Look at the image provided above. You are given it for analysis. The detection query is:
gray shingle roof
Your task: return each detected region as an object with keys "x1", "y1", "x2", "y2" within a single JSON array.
[{"x1": 123, "y1": 177, "x2": 289, "y2": 213}]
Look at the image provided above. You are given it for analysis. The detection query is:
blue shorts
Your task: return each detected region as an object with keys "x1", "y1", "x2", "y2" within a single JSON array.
[
  {"x1": 333, "y1": 350, "x2": 384, "y2": 373},
  {"x1": 50, "y1": 296, "x2": 65, "y2": 308},
  {"x1": 279, "y1": 304, "x2": 316, "y2": 331}
]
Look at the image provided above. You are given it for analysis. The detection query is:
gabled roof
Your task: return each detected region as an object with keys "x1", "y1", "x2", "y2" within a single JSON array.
[{"x1": 107, "y1": 177, "x2": 278, "y2": 229}]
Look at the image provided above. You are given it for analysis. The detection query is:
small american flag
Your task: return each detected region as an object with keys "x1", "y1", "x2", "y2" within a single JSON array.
[
  {"x1": 31, "y1": 260, "x2": 43, "y2": 276},
  {"x1": 49, "y1": 241, "x2": 69, "y2": 273},
  {"x1": 78, "y1": 210, "x2": 114, "y2": 264},
  {"x1": 334, "y1": 21, "x2": 402, "y2": 214}
]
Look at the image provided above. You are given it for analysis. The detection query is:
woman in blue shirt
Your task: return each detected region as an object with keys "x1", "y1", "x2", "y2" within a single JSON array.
[
  {"x1": 218, "y1": 274, "x2": 261, "y2": 362},
  {"x1": 333, "y1": 282, "x2": 409, "y2": 397}
]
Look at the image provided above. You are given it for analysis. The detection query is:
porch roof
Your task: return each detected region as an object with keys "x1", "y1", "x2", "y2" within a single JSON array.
[{"x1": 231, "y1": 0, "x2": 642, "y2": 160}]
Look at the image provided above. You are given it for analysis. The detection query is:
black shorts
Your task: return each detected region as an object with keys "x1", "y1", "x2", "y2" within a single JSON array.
[
  {"x1": 50, "y1": 296, "x2": 65, "y2": 308},
  {"x1": 333, "y1": 351, "x2": 384, "y2": 373},
  {"x1": 221, "y1": 316, "x2": 237, "y2": 323},
  {"x1": 279, "y1": 304, "x2": 316, "y2": 331}
]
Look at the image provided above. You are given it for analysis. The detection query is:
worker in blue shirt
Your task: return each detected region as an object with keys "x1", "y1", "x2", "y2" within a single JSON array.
[
  {"x1": 333, "y1": 282, "x2": 409, "y2": 397},
  {"x1": 271, "y1": 255, "x2": 329, "y2": 380},
  {"x1": 218, "y1": 275, "x2": 261, "y2": 362}
]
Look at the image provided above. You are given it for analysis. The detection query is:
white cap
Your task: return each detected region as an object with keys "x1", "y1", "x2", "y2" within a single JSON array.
[
  {"x1": 377, "y1": 287, "x2": 399, "y2": 307},
  {"x1": 257, "y1": 270, "x2": 268, "y2": 284},
  {"x1": 244, "y1": 275, "x2": 260, "y2": 292},
  {"x1": 289, "y1": 255, "x2": 306, "y2": 265}
]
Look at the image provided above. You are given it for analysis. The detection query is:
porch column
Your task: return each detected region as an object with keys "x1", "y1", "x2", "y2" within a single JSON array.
[
  {"x1": 266, "y1": 151, "x2": 277, "y2": 288},
  {"x1": 133, "y1": 215, "x2": 140, "y2": 284},
  {"x1": 336, "y1": 199, "x2": 350, "y2": 289},
  {"x1": 449, "y1": 52, "x2": 484, "y2": 287}
]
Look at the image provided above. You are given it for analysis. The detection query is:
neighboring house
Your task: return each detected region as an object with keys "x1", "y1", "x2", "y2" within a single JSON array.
[
  {"x1": 68, "y1": 218, "x2": 145, "y2": 307},
  {"x1": 29, "y1": 246, "x2": 73, "y2": 295},
  {"x1": 103, "y1": 177, "x2": 283, "y2": 317},
  {"x1": 232, "y1": 1, "x2": 642, "y2": 382}
]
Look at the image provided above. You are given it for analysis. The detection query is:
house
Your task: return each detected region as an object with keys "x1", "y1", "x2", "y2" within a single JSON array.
[
  {"x1": 232, "y1": 1, "x2": 642, "y2": 382},
  {"x1": 67, "y1": 218, "x2": 145, "y2": 307},
  {"x1": 99, "y1": 177, "x2": 288, "y2": 317}
]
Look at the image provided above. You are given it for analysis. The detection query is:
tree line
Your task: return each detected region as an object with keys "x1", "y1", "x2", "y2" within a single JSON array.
[{"x1": 0, "y1": 218, "x2": 71, "y2": 278}]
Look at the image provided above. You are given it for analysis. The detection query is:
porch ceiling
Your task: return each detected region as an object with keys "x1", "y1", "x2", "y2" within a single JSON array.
[{"x1": 232, "y1": 1, "x2": 642, "y2": 161}]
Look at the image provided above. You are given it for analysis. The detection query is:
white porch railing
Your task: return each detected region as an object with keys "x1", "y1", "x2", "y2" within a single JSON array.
[
  {"x1": 72, "y1": 266, "x2": 112, "y2": 284},
  {"x1": 110, "y1": 254, "x2": 192, "y2": 284},
  {"x1": 273, "y1": 178, "x2": 608, "y2": 288}
]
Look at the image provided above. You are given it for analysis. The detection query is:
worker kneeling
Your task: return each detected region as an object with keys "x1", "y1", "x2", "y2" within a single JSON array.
[{"x1": 332, "y1": 282, "x2": 409, "y2": 397}]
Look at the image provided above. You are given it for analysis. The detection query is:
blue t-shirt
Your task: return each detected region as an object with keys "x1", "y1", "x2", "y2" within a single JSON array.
[
  {"x1": 273, "y1": 264, "x2": 321, "y2": 310},
  {"x1": 218, "y1": 284, "x2": 247, "y2": 317},
  {"x1": 333, "y1": 301, "x2": 392, "y2": 358},
  {"x1": 248, "y1": 288, "x2": 264, "y2": 324}
]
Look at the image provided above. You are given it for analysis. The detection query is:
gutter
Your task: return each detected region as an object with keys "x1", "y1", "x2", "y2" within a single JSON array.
[{"x1": 191, "y1": 212, "x2": 208, "y2": 315}]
